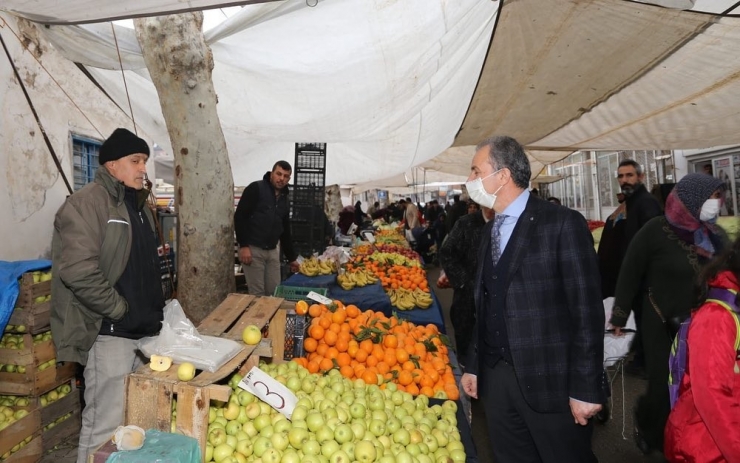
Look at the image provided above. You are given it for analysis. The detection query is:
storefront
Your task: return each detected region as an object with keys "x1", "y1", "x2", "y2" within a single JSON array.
[
  {"x1": 682, "y1": 146, "x2": 740, "y2": 217},
  {"x1": 540, "y1": 150, "x2": 676, "y2": 220}
]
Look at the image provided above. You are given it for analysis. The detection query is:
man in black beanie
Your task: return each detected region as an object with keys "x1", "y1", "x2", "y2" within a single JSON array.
[{"x1": 50, "y1": 127, "x2": 165, "y2": 463}]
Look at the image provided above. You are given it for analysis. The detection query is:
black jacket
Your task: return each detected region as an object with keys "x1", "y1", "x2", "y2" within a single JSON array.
[
  {"x1": 234, "y1": 172, "x2": 297, "y2": 262},
  {"x1": 624, "y1": 183, "x2": 663, "y2": 245}
]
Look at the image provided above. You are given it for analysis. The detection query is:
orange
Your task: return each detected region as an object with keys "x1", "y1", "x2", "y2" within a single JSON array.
[
  {"x1": 316, "y1": 343, "x2": 329, "y2": 357},
  {"x1": 345, "y1": 305, "x2": 360, "y2": 319},
  {"x1": 318, "y1": 316, "x2": 332, "y2": 330},
  {"x1": 309, "y1": 325, "x2": 325, "y2": 340},
  {"x1": 354, "y1": 349, "x2": 368, "y2": 363},
  {"x1": 303, "y1": 337, "x2": 318, "y2": 353},
  {"x1": 398, "y1": 370, "x2": 413, "y2": 386},
  {"x1": 331, "y1": 309, "x2": 347, "y2": 325},
  {"x1": 340, "y1": 365, "x2": 354, "y2": 379},
  {"x1": 362, "y1": 370, "x2": 378, "y2": 385},
  {"x1": 324, "y1": 330, "x2": 338, "y2": 347},
  {"x1": 308, "y1": 304, "x2": 323, "y2": 318},
  {"x1": 337, "y1": 352, "x2": 352, "y2": 367},
  {"x1": 307, "y1": 360, "x2": 320, "y2": 374},
  {"x1": 319, "y1": 357, "x2": 334, "y2": 372},
  {"x1": 335, "y1": 339, "x2": 349, "y2": 353},
  {"x1": 383, "y1": 335, "x2": 398, "y2": 349},
  {"x1": 295, "y1": 300, "x2": 309, "y2": 315}
]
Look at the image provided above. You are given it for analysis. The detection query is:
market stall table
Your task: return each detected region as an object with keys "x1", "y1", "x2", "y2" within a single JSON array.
[{"x1": 281, "y1": 273, "x2": 446, "y2": 332}]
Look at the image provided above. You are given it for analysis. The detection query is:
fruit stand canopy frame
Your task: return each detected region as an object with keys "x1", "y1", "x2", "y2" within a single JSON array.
[{"x1": 2, "y1": 0, "x2": 740, "y2": 189}]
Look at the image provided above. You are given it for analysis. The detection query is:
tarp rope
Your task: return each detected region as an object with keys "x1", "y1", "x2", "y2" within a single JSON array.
[
  {"x1": 111, "y1": 23, "x2": 138, "y2": 135},
  {"x1": 0, "y1": 29, "x2": 73, "y2": 195}
]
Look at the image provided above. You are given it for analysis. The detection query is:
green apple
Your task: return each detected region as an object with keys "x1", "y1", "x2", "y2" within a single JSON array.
[
  {"x1": 329, "y1": 449, "x2": 351, "y2": 463},
  {"x1": 301, "y1": 439, "x2": 321, "y2": 456},
  {"x1": 242, "y1": 325, "x2": 262, "y2": 345},
  {"x1": 354, "y1": 440, "x2": 377, "y2": 463},
  {"x1": 223, "y1": 401, "x2": 240, "y2": 421},
  {"x1": 321, "y1": 440, "x2": 340, "y2": 458},
  {"x1": 333, "y1": 424, "x2": 353, "y2": 444},
  {"x1": 252, "y1": 436, "x2": 272, "y2": 458},
  {"x1": 177, "y1": 362, "x2": 196, "y2": 381},
  {"x1": 237, "y1": 390, "x2": 255, "y2": 406},
  {"x1": 209, "y1": 428, "x2": 227, "y2": 446},
  {"x1": 235, "y1": 439, "x2": 253, "y2": 457},
  {"x1": 261, "y1": 448, "x2": 282, "y2": 463},
  {"x1": 244, "y1": 402, "x2": 261, "y2": 420},
  {"x1": 212, "y1": 443, "x2": 234, "y2": 463},
  {"x1": 288, "y1": 427, "x2": 309, "y2": 449},
  {"x1": 225, "y1": 420, "x2": 242, "y2": 436}
]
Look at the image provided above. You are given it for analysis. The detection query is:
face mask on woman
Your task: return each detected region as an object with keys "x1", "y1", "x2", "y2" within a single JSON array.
[
  {"x1": 699, "y1": 198, "x2": 721, "y2": 222},
  {"x1": 465, "y1": 168, "x2": 504, "y2": 209}
]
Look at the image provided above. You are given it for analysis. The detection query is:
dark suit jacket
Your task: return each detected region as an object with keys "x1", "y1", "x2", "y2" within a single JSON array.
[{"x1": 467, "y1": 195, "x2": 605, "y2": 413}]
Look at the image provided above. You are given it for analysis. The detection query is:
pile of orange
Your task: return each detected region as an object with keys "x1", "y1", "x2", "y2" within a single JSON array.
[
  {"x1": 378, "y1": 264, "x2": 429, "y2": 292},
  {"x1": 292, "y1": 301, "x2": 459, "y2": 400}
]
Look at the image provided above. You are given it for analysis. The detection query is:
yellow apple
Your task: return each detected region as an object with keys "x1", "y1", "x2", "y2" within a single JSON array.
[
  {"x1": 149, "y1": 355, "x2": 173, "y2": 372},
  {"x1": 177, "y1": 362, "x2": 196, "y2": 382},
  {"x1": 242, "y1": 325, "x2": 262, "y2": 345}
]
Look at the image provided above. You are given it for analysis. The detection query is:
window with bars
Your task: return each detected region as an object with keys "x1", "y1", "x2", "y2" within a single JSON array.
[{"x1": 72, "y1": 135, "x2": 101, "y2": 190}]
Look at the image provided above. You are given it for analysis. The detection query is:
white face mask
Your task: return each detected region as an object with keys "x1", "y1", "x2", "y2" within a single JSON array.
[
  {"x1": 699, "y1": 198, "x2": 721, "y2": 222},
  {"x1": 465, "y1": 169, "x2": 504, "y2": 209}
]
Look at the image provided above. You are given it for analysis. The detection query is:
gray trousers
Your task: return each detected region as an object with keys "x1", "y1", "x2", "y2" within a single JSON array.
[
  {"x1": 242, "y1": 247, "x2": 281, "y2": 297},
  {"x1": 77, "y1": 335, "x2": 146, "y2": 463}
]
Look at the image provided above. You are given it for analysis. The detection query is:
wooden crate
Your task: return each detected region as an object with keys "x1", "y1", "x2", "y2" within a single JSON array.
[
  {"x1": 124, "y1": 294, "x2": 287, "y2": 462},
  {"x1": 41, "y1": 389, "x2": 81, "y2": 452},
  {"x1": 15, "y1": 273, "x2": 51, "y2": 309},
  {"x1": 2, "y1": 436, "x2": 41, "y2": 463},
  {"x1": 0, "y1": 408, "x2": 40, "y2": 458},
  {"x1": 7, "y1": 304, "x2": 51, "y2": 336},
  {"x1": 0, "y1": 333, "x2": 75, "y2": 396}
]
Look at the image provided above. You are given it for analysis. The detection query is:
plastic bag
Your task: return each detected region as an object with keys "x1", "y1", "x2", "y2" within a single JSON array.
[
  {"x1": 106, "y1": 429, "x2": 200, "y2": 463},
  {"x1": 136, "y1": 299, "x2": 243, "y2": 373}
]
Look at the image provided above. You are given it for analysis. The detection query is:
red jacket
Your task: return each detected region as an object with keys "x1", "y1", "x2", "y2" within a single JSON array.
[{"x1": 664, "y1": 271, "x2": 740, "y2": 463}]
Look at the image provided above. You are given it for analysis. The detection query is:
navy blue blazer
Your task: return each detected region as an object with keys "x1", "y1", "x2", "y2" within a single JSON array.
[{"x1": 467, "y1": 194, "x2": 605, "y2": 413}]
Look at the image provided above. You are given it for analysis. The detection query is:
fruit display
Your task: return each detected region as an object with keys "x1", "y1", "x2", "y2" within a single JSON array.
[
  {"x1": 298, "y1": 257, "x2": 337, "y2": 276},
  {"x1": 374, "y1": 229, "x2": 408, "y2": 246},
  {"x1": 194, "y1": 361, "x2": 466, "y2": 463},
  {"x1": 299, "y1": 302, "x2": 459, "y2": 400}
]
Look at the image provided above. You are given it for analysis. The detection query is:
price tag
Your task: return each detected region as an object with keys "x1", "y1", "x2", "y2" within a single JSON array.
[
  {"x1": 362, "y1": 231, "x2": 376, "y2": 243},
  {"x1": 307, "y1": 291, "x2": 332, "y2": 305},
  {"x1": 238, "y1": 366, "x2": 298, "y2": 420}
]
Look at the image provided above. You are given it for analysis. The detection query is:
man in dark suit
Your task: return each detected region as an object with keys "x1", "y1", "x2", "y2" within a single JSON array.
[{"x1": 460, "y1": 136, "x2": 604, "y2": 463}]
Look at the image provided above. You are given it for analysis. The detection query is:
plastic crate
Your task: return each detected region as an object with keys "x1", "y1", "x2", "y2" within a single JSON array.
[
  {"x1": 273, "y1": 285, "x2": 328, "y2": 302},
  {"x1": 291, "y1": 186, "x2": 324, "y2": 206},
  {"x1": 294, "y1": 171, "x2": 325, "y2": 187},
  {"x1": 283, "y1": 310, "x2": 309, "y2": 360},
  {"x1": 294, "y1": 143, "x2": 326, "y2": 170}
]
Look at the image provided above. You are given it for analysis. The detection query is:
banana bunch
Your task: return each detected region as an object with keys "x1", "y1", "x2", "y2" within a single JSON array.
[
  {"x1": 388, "y1": 288, "x2": 433, "y2": 310},
  {"x1": 337, "y1": 270, "x2": 378, "y2": 290},
  {"x1": 298, "y1": 257, "x2": 335, "y2": 276}
]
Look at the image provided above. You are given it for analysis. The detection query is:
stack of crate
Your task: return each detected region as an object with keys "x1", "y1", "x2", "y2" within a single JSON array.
[
  {"x1": 291, "y1": 143, "x2": 328, "y2": 257},
  {"x1": 0, "y1": 270, "x2": 80, "y2": 460}
]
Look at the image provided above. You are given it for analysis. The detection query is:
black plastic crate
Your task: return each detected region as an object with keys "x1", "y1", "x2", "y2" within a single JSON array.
[
  {"x1": 291, "y1": 186, "x2": 324, "y2": 206},
  {"x1": 294, "y1": 171, "x2": 325, "y2": 187},
  {"x1": 283, "y1": 310, "x2": 309, "y2": 360},
  {"x1": 291, "y1": 221, "x2": 326, "y2": 239}
]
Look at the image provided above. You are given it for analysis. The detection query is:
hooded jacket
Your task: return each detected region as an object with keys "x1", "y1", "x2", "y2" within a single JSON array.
[{"x1": 51, "y1": 167, "x2": 157, "y2": 365}]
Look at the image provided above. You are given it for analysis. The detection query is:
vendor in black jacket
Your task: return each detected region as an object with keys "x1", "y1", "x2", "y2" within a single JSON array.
[{"x1": 235, "y1": 161, "x2": 299, "y2": 296}]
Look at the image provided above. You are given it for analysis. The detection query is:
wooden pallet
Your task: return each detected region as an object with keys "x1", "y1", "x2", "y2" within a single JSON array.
[
  {"x1": 0, "y1": 334, "x2": 75, "y2": 396},
  {"x1": 124, "y1": 294, "x2": 287, "y2": 461}
]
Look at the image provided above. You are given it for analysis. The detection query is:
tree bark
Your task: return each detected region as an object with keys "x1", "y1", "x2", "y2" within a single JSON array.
[{"x1": 134, "y1": 13, "x2": 235, "y2": 323}]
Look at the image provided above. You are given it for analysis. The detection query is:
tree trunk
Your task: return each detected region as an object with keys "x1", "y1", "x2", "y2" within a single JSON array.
[{"x1": 134, "y1": 13, "x2": 235, "y2": 323}]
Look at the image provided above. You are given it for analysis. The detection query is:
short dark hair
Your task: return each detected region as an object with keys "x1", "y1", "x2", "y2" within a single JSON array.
[
  {"x1": 405, "y1": 197, "x2": 412, "y2": 203},
  {"x1": 273, "y1": 160, "x2": 292, "y2": 172},
  {"x1": 476, "y1": 136, "x2": 530, "y2": 189},
  {"x1": 618, "y1": 159, "x2": 643, "y2": 175},
  {"x1": 453, "y1": 194, "x2": 460, "y2": 202}
]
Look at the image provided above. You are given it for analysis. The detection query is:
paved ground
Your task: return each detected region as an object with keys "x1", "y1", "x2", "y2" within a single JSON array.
[{"x1": 44, "y1": 264, "x2": 668, "y2": 463}]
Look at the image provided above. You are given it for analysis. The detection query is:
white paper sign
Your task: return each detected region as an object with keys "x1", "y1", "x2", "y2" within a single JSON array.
[
  {"x1": 238, "y1": 366, "x2": 298, "y2": 420},
  {"x1": 307, "y1": 291, "x2": 332, "y2": 305}
]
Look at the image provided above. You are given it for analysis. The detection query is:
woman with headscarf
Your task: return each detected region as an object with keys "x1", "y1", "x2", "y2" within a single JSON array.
[{"x1": 610, "y1": 173, "x2": 727, "y2": 456}]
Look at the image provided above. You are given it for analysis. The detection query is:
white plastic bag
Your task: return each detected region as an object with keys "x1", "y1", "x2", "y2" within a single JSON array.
[{"x1": 136, "y1": 299, "x2": 243, "y2": 373}]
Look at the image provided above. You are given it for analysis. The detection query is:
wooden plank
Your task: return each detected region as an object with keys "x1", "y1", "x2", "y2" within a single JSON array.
[
  {"x1": 238, "y1": 353, "x2": 261, "y2": 376},
  {"x1": 268, "y1": 309, "x2": 287, "y2": 364},
  {"x1": 197, "y1": 294, "x2": 255, "y2": 336},
  {"x1": 0, "y1": 409, "x2": 40, "y2": 455},
  {"x1": 226, "y1": 296, "x2": 283, "y2": 337},
  {"x1": 174, "y1": 384, "x2": 210, "y2": 463},
  {"x1": 0, "y1": 335, "x2": 35, "y2": 365},
  {"x1": 3, "y1": 435, "x2": 42, "y2": 463},
  {"x1": 124, "y1": 375, "x2": 175, "y2": 432}
]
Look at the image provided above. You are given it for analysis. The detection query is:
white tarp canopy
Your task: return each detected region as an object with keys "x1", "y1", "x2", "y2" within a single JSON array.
[{"x1": 2, "y1": 0, "x2": 740, "y2": 189}]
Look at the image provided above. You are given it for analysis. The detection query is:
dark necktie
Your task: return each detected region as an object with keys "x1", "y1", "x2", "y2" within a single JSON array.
[{"x1": 491, "y1": 214, "x2": 507, "y2": 266}]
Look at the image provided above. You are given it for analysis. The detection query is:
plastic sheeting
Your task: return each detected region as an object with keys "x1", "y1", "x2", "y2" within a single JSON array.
[
  {"x1": 4, "y1": 0, "x2": 740, "y2": 189},
  {"x1": 3, "y1": 0, "x2": 497, "y2": 187}
]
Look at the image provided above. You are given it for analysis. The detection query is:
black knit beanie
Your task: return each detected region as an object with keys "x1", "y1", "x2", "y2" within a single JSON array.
[{"x1": 99, "y1": 128, "x2": 150, "y2": 164}]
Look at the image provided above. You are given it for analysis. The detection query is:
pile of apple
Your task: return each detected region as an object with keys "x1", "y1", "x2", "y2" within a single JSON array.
[
  {"x1": 3, "y1": 325, "x2": 27, "y2": 334},
  {"x1": 0, "y1": 406, "x2": 33, "y2": 459},
  {"x1": 191, "y1": 360, "x2": 465, "y2": 463},
  {"x1": 0, "y1": 333, "x2": 26, "y2": 349},
  {"x1": 0, "y1": 382, "x2": 72, "y2": 409}
]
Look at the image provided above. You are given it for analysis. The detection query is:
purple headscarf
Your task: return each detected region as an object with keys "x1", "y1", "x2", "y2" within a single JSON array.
[{"x1": 664, "y1": 173, "x2": 724, "y2": 258}]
